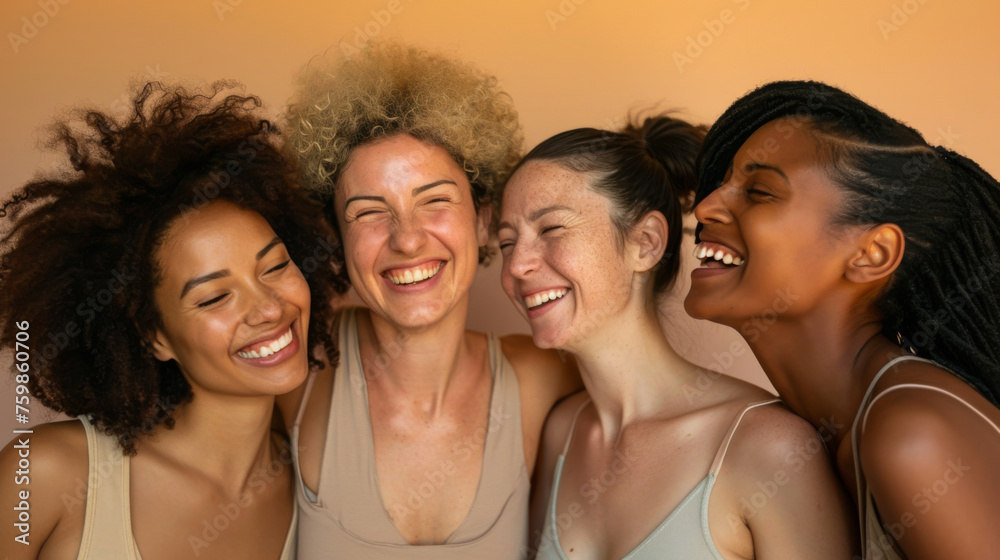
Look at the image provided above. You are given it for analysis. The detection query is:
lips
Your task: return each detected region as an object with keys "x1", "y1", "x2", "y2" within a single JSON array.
[
  {"x1": 382, "y1": 260, "x2": 445, "y2": 286},
  {"x1": 236, "y1": 323, "x2": 295, "y2": 359},
  {"x1": 524, "y1": 287, "x2": 569, "y2": 309}
]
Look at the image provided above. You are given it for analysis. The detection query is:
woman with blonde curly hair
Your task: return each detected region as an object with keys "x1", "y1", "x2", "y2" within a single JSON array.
[{"x1": 280, "y1": 42, "x2": 581, "y2": 558}]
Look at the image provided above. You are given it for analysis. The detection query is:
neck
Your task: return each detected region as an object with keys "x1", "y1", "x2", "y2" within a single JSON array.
[
  {"x1": 743, "y1": 300, "x2": 905, "y2": 451},
  {"x1": 145, "y1": 389, "x2": 281, "y2": 495},
  {"x1": 357, "y1": 303, "x2": 478, "y2": 413},
  {"x1": 566, "y1": 294, "x2": 697, "y2": 445}
]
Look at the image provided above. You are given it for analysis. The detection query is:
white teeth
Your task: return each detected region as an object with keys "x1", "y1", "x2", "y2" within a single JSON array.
[
  {"x1": 524, "y1": 288, "x2": 568, "y2": 309},
  {"x1": 388, "y1": 262, "x2": 443, "y2": 285},
  {"x1": 694, "y1": 244, "x2": 744, "y2": 267},
  {"x1": 238, "y1": 327, "x2": 294, "y2": 359}
]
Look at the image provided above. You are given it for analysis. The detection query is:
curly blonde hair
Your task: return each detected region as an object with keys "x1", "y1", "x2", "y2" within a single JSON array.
[{"x1": 286, "y1": 42, "x2": 523, "y2": 263}]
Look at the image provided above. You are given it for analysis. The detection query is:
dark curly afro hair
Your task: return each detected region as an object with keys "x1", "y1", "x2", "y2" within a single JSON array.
[{"x1": 0, "y1": 81, "x2": 349, "y2": 454}]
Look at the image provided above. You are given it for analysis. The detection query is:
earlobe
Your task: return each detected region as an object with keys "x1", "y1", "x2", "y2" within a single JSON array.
[
  {"x1": 845, "y1": 224, "x2": 905, "y2": 284},
  {"x1": 630, "y1": 211, "x2": 669, "y2": 272},
  {"x1": 150, "y1": 331, "x2": 176, "y2": 363}
]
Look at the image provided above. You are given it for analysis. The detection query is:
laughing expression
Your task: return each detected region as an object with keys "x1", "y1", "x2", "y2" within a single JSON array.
[
  {"x1": 334, "y1": 134, "x2": 490, "y2": 330},
  {"x1": 151, "y1": 201, "x2": 311, "y2": 397},
  {"x1": 684, "y1": 118, "x2": 861, "y2": 329},
  {"x1": 499, "y1": 161, "x2": 634, "y2": 351}
]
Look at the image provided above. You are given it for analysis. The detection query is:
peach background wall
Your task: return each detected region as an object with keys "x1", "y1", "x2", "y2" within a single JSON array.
[{"x1": 2, "y1": 0, "x2": 998, "y2": 441}]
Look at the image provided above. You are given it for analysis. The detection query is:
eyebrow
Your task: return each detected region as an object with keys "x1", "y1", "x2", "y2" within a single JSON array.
[
  {"x1": 179, "y1": 237, "x2": 284, "y2": 299},
  {"x1": 344, "y1": 179, "x2": 459, "y2": 208},
  {"x1": 498, "y1": 205, "x2": 572, "y2": 232},
  {"x1": 742, "y1": 162, "x2": 789, "y2": 184}
]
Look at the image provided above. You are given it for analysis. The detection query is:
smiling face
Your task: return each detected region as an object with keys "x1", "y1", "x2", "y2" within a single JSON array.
[
  {"x1": 499, "y1": 160, "x2": 635, "y2": 350},
  {"x1": 684, "y1": 119, "x2": 862, "y2": 329},
  {"x1": 334, "y1": 133, "x2": 490, "y2": 330},
  {"x1": 151, "y1": 201, "x2": 311, "y2": 397}
]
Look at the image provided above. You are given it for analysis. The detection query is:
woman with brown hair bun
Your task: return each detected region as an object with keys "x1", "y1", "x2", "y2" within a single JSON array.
[
  {"x1": 283, "y1": 42, "x2": 580, "y2": 558},
  {"x1": 0, "y1": 81, "x2": 344, "y2": 559},
  {"x1": 498, "y1": 115, "x2": 856, "y2": 559}
]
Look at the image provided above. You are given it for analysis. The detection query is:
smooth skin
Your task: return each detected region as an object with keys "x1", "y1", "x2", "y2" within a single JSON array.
[
  {"x1": 685, "y1": 118, "x2": 1000, "y2": 559},
  {"x1": 1, "y1": 202, "x2": 305, "y2": 560},
  {"x1": 279, "y1": 134, "x2": 580, "y2": 545},
  {"x1": 499, "y1": 160, "x2": 856, "y2": 559}
]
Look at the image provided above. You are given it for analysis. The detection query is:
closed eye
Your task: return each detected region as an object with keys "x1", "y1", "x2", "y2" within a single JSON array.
[
  {"x1": 267, "y1": 260, "x2": 291, "y2": 274},
  {"x1": 541, "y1": 225, "x2": 562, "y2": 234},
  {"x1": 197, "y1": 294, "x2": 228, "y2": 308}
]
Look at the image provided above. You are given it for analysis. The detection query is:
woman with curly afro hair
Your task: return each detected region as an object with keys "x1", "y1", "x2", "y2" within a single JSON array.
[
  {"x1": 280, "y1": 42, "x2": 580, "y2": 558},
  {"x1": 0, "y1": 81, "x2": 346, "y2": 559}
]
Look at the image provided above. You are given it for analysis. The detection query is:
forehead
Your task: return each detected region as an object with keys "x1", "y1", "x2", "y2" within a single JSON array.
[
  {"x1": 734, "y1": 118, "x2": 824, "y2": 170},
  {"x1": 502, "y1": 160, "x2": 603, "y2": 216},
  {"x1": 337, "y1": 134, "x2": 469, "y2": 197},
  {"x1": 158, "y1": 202, "x2": 275, "y2": 270}
]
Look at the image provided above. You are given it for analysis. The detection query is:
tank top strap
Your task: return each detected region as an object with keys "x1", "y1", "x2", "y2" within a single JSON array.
[
  {"x1": 709, "y1": 399, "x2": 781, "y2": 476},
  {"x1": 560, "y1": 398, "x2": 593, "y2": 457},
  {"x1": 75, "y1": 415, "x2": 139, "y2": 560},
  {"x1": 858, "y1": 360, "x2": 1000, "y2": 437}
]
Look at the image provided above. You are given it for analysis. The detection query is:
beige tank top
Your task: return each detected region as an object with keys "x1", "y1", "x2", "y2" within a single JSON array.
[
  {"x1": 851, "y1": 355, "x2": 1000, "y2": 559},
  {"x1": 536, "y1": 398, "x2": 780, "y2": 560},
  {"x1": 291, "y1": 308, "x2": 530, "y2": 559},
  {"x1": 73, "y1": 415, "x2": 297, "y2": 560}
]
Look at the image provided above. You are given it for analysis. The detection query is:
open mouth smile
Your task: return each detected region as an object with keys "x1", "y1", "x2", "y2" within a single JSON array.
[
  {"x1": 384, "y1": 261, "x2": 445, "y2": 286},
  {"x1": 524, "y1": 288, "x2": 569, "y2": 310},
  {"x1": 237, "y1": 324, "x2": 295, "y2": 359},
  {"x1": 694, "y1": 242, "x2": 745, "y2": 268}
]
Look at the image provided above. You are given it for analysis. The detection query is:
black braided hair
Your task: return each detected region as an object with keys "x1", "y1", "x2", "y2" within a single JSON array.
[
  {"x1": 505, "y1": 114, "x2": 706, "y2": 294},
  {"x1": 0, "y1": 82, "x2": 348, "y2": 454},
  {"x1": 695, "y1": 80, "x2": 1000, "y2": 406}
]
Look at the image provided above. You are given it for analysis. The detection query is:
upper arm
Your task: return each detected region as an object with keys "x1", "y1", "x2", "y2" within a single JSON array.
[
  {"x1": 860, "y1": 389, "x2": 1000, "y2": 560},
  {"x1": 1, "y1": 421, "x2": 89, "y2": 559},
  {"x1": 716, "y1": 407, "x2": 858, "y2": 559},
  {"x1": 501, "y1": 334, "x2": 582, "y2": 472}
]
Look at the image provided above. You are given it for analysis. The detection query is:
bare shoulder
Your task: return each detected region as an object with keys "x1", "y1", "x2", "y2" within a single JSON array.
[
  {"x1": 722, "y1": 401, "x2": 830, "y2": 478},
  {"x1": 1, "y1": 420, "x2": 90, "y2": 557},
  {"x1": 859, "y1": 381, "x2": 999, "y2": 494},
  {"x1": 857, "y1": 367, "x2": 1000, "y2": 558},
  {"x1": 501, "y1": 333, "x2": 581, "y2": 398}
]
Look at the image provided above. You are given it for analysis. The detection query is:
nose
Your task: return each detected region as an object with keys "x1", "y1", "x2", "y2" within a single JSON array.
[
  {"x1": 693, "y1": 181, "x2": 736, "y2": 227},
  {"x1": 388, "y1": 214, "x2": 428, "y2": 255},
  {"x1": 245, "y1": 284, "x2": 283, "y2": 326},
  {"x1": 504, "y1": 237, "x2": 540, "y2": 280}
]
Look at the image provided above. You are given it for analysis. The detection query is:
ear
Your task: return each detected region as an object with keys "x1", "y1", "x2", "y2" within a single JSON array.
[
  {"x1": 629, "y1": 210, "x2": 669, "y2": 273},
  {"x1": 149, "y1": 330, "x2": 177, "y2": 363},
  {"x1": 476, "y1": 203, "x2": 493, "y2": 247},
  {"x1": 845, "y1": 223, "x2": 905, "y2": 284}
]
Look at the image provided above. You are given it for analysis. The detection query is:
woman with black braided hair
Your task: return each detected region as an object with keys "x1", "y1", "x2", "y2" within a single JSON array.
[
  {"x1": 685, "y1": 80, "x2": 1000, "y2": 559},
  {"x1": 0, "y1": 82, "x2": 345, "y2": 559}
]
